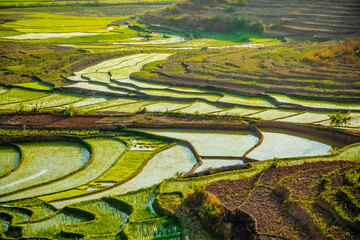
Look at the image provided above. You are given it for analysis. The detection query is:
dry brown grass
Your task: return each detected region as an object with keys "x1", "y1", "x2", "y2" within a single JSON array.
[{"x1": 305, "y1": 39, "x2": 360, "y2": 66}]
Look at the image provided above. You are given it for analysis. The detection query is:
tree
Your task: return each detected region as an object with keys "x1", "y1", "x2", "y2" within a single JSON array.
[{"x1": 328, "y1": 111, "x2": 351, "y2": 128}]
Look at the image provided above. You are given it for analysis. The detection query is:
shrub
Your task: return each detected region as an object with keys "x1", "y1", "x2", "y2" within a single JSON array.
[
  {"x1": 249, "y1": 20, "x2": 266, "y2": 33},
  {"x1": 200, "y1": 202, "x2": 221, "y2": 217},
  {"x1": 225, "y1": 5, "x2": 235, "y2": 12}
]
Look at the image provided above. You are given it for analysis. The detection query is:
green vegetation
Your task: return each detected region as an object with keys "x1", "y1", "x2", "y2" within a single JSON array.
[
  {"x1": 0, "y1": 128, "x2": 99, "y2": 137},
  {"x1": 12, "y1": 82, "x2": 54, "y2": 91},
  {"x1": 0, "y1": 88, "x2": 48, "y2": 105},
  {"x1": 143, "y1": 0, "x2": 266, "y2": 33},
  {"x1": 328, "y1": 111, "x2": 352, "y2": 128},
  {"x1": 0, "y1": 92, "x2": 87, "y2": 112},
  {"x1": 63, "y1": 199, "x2": 128, "y2": 238},
  {"x1": 0, "y1": 146, "x2": 20, "y2": 177}
]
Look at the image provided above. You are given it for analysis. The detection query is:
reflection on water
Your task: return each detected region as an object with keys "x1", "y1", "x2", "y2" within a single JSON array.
[
  {"x1": 247, "y1": 128, "x2": 345, "y2": 160},
  {"x1": 141, "y1": 129, "x2": 259, "y2": 157}
]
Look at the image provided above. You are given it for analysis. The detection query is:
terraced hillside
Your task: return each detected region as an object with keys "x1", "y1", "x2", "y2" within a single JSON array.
[
  {"x1": 0, "y1": 125, "x2": 359, "y2": 239},
  {"x1": 143, "y1": 0, "x2": 360, "y2": 39},
  {"x1": 132, "y1": 40, "x2": 360, "y2": 105}
]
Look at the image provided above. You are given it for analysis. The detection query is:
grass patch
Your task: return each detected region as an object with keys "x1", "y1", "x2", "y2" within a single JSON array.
[{"x1": 12, "y1": 82, "x2": 53, "y2": 91}]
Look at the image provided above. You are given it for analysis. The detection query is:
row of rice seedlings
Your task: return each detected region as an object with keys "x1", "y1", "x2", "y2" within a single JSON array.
[
  {"x1": 20, "y1": 211, "x2": 84, "y2": 238},
  {"x1": 98, "y1": 101, "x2": 156, "y2": 113},
  {"x1": 210, "y1": 106, "x2": 261, "y2": 116},
  {"x1": 82, "y1": 72, "x2": 111, "y2": 84},
  {"x1": 218, "y1": 93, "x2": 275, "y2": 107},
  {"x1": 1, "y1": 138, "x2": 126, "y2": 202},
  {"x1": 75, "y1": 97, "x2": 137, "y2": 113},
  {"x1": 269, "y1": 93, "x2": 360, "y2": 110},
  {"x1": 64, "y1": 200, "x2": 128, "y2": 236},
  {"x1": 248, "y1": 109, "x2": 301, "y2": 120},
  {"x1": 128, "y1": 217, "x2": 181, "y2": 239},
  {"x1": 0, "y1": 146, "x2": 20, "y2": 177},
  {"x1": 144, "y1": 129, "x2": 259, "y2": 157},
  {"x1": 0, "y1": 92, "x2": 86, "y2": 111},
  {"x1": 144, "y1": 101, "x2": 192, "y2": 112},
  {"x1": 175, "y1": 101, "x2": 226, "y2": 114},
  {"x1": 140, "y1": 89, "x2": 222, "y2": 102},
  {"x1": 0, "y1": 129, "x2": 99, "y2": 137},
  {"x1": 115, "y1": 186, "x2": 159, "y2": 221},
  {"x1": 50, "y1": 145, "x2": 197, "y2": 209},
  {"x1": 0, "y1": 142, "x2": 90, "y2": 198},
  {"x1": 12, "y1": 82, "x2": 53, "y2": 91},
  {"x1": 0, "y1": 88, "x2": 49, "y2": 105}
]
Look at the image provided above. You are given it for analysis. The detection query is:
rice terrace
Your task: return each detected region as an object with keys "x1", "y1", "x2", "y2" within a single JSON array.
[{"x1": 0, "y1": 0, "x2": 359, "y2": 239}]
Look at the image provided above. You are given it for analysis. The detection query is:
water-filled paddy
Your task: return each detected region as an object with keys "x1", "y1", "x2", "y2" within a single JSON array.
[
  {"x1": 142, "y1": 129, "x2": 259, "y2": 157},
  {"x1": 114, "y1": 78, "x2": 170, "y2": 89},
  {"x1": 141, "y1": 89, "x2": 222, "y2": 102},
  {"x1": 218, "y1": 93, "x2": 275, "y2": 107},
  {"x1": 212, "y1": 107, "x2": 261, "y2": 116},
  {"x1": 52, "y1": 145, "x2": 196, "y2": 208},
  {"x1": 247, "y1": 128, "x2": 345, "y2": 160},
  {"x1": 249, "y1": 109, "x2": 300, "y2": 120},
  {"x1": 269, "y1": 93, "x2": 360, "y2": 110},
  {"x1": 0, "y1": 139, "x2": 126, "y2": 202},
  {"x1": 0, "y1": 142, "x2": 90, "y2": 196},
  {"x1": 278, "y1": 112, "x2": 329, "y2": 123},
  {"x1": 143, "y1": 101, "x2": 192, "y2": 112},
  {"x1": 177, "y1": 101, "x2": 225, "y2": 114}
]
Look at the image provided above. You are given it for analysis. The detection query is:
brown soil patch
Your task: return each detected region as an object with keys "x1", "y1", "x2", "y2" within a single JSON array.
[
  {"x1": 242, "y1": 186, "x2": 310, "y2": 239},
  {"x1": 46, "y1": 116, "x2": 105, "y2": 128},
  {"x1": 203, "y1": 161, "x2": 360, "y2": 239},
  {"x1": 206, "y1": 174, "x2": 259, "y2": 210},
  {"x1": 0, "y1": 113, "x2": 62, "y2": 126},
  {"x1": 258, "y1": 161, "x2": 359, "y2": 188}
]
